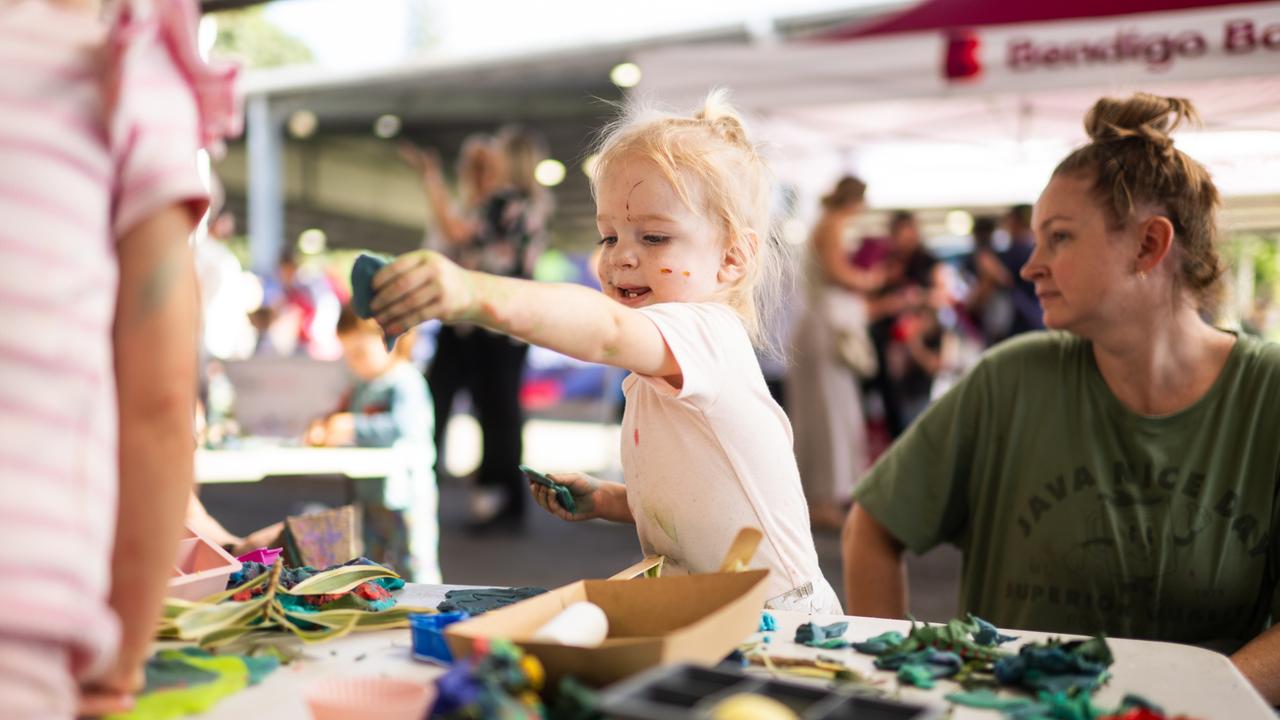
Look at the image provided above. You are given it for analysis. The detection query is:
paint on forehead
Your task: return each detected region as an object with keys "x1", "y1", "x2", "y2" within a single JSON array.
[
  {"x1": 682, "y1": 271, "x2": 691, "y2": 277},
  {"x1": 625, "y1": 179, "x2": 646, "y2": 215}
]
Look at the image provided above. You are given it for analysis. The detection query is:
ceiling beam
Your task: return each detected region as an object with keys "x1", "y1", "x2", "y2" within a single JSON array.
[{"x1": 201, "y1": 0, "x2": 278, "y2": 12}]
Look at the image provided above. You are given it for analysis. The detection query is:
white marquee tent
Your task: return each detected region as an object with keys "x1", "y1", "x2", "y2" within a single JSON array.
[{"x1": 634, "y1": 0, "x2": 1280, "y2": 215}]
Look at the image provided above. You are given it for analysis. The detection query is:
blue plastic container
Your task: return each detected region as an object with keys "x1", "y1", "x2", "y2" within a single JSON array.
[{"x1": 410, "y1": 611, "x2": 470, "y2": 664}]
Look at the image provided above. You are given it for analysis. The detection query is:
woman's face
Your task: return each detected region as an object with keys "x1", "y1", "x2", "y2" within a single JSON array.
[
  {"x1": 461, "y1": 142, "x2": 501, "y2": 198},
  {"x1": 1021, "y1": 173, "x2": 1137, "y2": 336}
]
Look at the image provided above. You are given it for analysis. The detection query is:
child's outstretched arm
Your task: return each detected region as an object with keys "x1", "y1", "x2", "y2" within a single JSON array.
[{"x1": 371, "y1": 251, "x2": 680, "y2": 380}]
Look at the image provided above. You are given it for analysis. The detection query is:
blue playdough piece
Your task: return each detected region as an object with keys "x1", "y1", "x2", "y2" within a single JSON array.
[{"x1": 350, "y1": 253, "x2": 399, "y2": 351}]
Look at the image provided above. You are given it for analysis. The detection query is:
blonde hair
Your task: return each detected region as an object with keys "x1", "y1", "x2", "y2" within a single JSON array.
[
  {"x1": 1054, "y1": 93, "x2": 1223, "y2": 313},
  {"x1": 456, "y1": 133, "x2": 496, "y2": 208},
  {"x1": 590, "y1": 89, "x2": 784, "y2": 350},
  {"x1": 496, "y1": 124, "x2": 554, "y2": 227}
]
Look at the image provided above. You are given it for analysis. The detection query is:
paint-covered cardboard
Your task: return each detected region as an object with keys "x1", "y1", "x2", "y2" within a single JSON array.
[{"x1": 444, "y1": 569, "x2": 769, "y2": 686}]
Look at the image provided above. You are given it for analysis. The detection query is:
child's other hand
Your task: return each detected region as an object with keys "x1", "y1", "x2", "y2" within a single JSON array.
[
  {"x1": 79, "y1": 663, "x2": 144, "y2": 717},
  {"x1": 305, "y1": 419, "x2": 328, "y2": 446},
  {"x1": 323, "y1": 413, "x2": 356, "y2": 446},
  {"x1": 371, "y1": 250, "x2": 475, "y2": 334},
  {"x1": 530, "y1": 472, "x2": 612, "y2": 522}
]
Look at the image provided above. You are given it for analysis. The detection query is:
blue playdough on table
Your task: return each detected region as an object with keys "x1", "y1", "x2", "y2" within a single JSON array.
[{"x1": 350, "y1": 253, "x2": 399, "y2": 351}]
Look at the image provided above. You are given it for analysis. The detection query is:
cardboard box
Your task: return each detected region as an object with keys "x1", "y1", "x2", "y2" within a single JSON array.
[{"x1": 445, "y1": 569, "x2": 769, "y2": 686}]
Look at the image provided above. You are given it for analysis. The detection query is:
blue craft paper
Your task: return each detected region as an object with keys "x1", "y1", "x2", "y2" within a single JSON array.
[{"x1": 350, "y1": 253, "x2": 399, "y2": 351}]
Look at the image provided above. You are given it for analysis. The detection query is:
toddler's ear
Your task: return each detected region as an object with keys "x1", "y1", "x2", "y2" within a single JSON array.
[{"x1": 719, "y1": 230, "x2": 758, "y2": 284}]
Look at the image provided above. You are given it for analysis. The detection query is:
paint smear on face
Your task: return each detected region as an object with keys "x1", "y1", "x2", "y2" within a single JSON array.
[
  {"x1": 660, "y1": 268, "x2": 673, "y2": 275},
  {"x1": 682, "y1": 271, "x2": 690, "y2": 277},
  {"x1": 634, "y1": 428, "x2": 640, "y2": 446}
]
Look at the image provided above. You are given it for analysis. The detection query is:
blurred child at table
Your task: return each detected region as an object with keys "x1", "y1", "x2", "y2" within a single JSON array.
[
  {"x1": 0, "y1": 0, "x2": 238, "y2": 715},
  {"x1": 307, "y1": 306, "x2": 439, "y2": 582}
]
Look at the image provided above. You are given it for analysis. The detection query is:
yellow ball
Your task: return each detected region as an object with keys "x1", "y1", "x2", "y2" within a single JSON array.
[{"x1": 708, "y1": 693, "x2": 800, "y2": 720}]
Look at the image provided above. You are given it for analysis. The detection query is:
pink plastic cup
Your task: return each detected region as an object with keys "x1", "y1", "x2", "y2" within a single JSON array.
[{"x1": 305, "y1": 677, "x2": 435, "y2": 720}]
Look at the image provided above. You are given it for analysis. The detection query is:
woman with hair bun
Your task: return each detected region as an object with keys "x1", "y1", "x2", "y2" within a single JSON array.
[{"x1": 843, "y1": 93, "x2": 1280, "y2": 701}]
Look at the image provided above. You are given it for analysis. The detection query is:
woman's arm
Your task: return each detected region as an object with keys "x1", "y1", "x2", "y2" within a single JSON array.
[
  {"x1": 1232, "y1": 624, "x2": 1280, "y2": 704},
  {"x1": 372, "y1": 251, "x2": 680, "y2": 381},
  {"x1": 815, "y1": 222, "x2": 881, "y2": 293},
  {"x1": 842, "y1": 505, "x2": 908, "y2": 618}
]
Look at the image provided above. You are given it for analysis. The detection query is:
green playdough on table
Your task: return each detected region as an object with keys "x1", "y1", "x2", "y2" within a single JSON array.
[
  {"x1": 946, "y1": 689, "x2": 1172, "y2": 720},
  {"x1": 437, "y1": 586, "x2": 548, "y2": 615},
  {"x1": 794, "y1": 621, "x2": 850, "y2": 649},
  {"x1": 107, "y1": 648, "x2": 277, "y2": 720}
]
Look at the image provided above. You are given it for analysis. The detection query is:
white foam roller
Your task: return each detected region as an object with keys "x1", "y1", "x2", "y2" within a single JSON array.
[{"x1": 530, "y1": 601, "x2": 610, "y2": 647}]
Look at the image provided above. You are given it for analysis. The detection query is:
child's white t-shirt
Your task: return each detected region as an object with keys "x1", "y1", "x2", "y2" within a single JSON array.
[{"x1": 622, "y1": 302, "x2": 841, "y2": 613}]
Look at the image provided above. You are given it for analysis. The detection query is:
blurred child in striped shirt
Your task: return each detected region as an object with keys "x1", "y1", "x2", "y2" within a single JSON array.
[{"x1": 0, "y1": 0, "x2": 237, "y2": 715}]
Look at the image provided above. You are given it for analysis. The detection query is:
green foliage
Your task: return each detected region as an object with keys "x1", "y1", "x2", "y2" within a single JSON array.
[
  {"x1": 210, "y1": 7, "x2": 314, "y2": 69},
  {"x1": 159, "y1": 560, "x2": 434, "y2": 650}
]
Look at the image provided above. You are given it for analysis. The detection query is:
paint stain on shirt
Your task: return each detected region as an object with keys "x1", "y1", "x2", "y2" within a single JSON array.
[{"x1": 649, "y1": 506, "x2": 679, "y2": 545}]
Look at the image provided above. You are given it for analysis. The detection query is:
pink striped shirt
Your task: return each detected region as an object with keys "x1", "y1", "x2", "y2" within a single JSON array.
[{"x1": 0, "y1": 0, "x2": 237, "y2": 682}]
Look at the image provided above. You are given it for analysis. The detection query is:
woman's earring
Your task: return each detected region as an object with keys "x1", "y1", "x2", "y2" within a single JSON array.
[{"x1": 1138, "y1": 270, "x2": 1148, "y2": 281}]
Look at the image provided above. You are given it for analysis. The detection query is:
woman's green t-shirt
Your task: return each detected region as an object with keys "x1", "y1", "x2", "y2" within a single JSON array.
[{"x1": 853, "y1": 331, "x2": 1280, "y2": 647}]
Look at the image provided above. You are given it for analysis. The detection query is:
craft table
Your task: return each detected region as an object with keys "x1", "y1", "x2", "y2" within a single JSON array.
[
  {"x1": 195, "y1": 586, "x2": 1273, "y2": 719},
  {"x1": 196, "y1": 446, "x2": 405, "y2": 484}
]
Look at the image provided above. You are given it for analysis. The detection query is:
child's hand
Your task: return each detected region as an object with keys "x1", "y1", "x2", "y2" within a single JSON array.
[
  {"x1": 371, "y1": 250, "x2": 476, "y2": 334},
  {"x1": 79, "y1": 662, "x2": 144, "y2": 717},
  {"x1": 530, "y1": 472, "x2": 626, "y2": 523},
  {"x1": 305, "y1": 418, "x2": 328, "y2": 446},
  {"x1": 323, "y1": 413, "x2": 356, "y2": 446}
]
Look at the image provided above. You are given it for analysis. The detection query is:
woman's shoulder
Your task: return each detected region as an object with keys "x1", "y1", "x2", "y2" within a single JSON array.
[
  {"x1": 1228, "y1": 332, "x2": 1280, "y2": 383},
  {"x1": 1234, "y1": 331, "x2": 1280, "y2": 360},
  {"x1": 978, "y1": 330, "x2": 1087, "y2": 373},
  {"x1": 385, "y1": 361, "x2": 428, "y2": 390}
]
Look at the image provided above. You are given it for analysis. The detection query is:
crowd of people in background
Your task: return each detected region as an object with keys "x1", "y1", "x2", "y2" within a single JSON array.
[{"x1": 786, "y1": 181, "x2": 1048, "y2": 527}]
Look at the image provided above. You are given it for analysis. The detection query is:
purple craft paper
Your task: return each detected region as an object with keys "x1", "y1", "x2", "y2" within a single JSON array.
[{"x1": 237, "y1": 547, "x2": 283, "y2": 566}]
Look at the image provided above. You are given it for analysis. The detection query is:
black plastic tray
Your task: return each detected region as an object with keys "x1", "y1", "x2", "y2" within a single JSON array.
[{"x1": 600, "y1": 663, "x2": 942, "y2": 720}]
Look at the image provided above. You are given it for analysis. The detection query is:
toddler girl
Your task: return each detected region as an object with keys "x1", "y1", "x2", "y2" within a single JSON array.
[{"x1": 371, "y1": 92, "x2": 839, "y2": 613}]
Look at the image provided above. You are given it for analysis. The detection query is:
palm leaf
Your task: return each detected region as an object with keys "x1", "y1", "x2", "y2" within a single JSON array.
[
  {"x1": 282, "y1": 565, "x2": 401, "y2": 596},
  {"x1": 272, "y1": 601, "x2": 360, "y2": 643},
  {"x1": 200, "y1": 570, "x2": 273, "y2": 604},
  {"x1": 174, "y1": 595, "x2": 271, "y2": 641}
]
